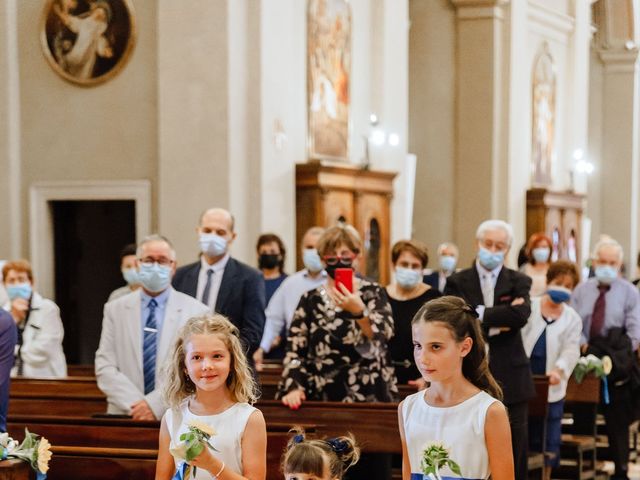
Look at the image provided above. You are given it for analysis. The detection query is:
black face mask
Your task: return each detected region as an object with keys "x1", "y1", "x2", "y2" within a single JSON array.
[
  {"x1": 259, "y1": 254, "x2": 280, "y2": 270},
  {"x1": 325, "y1": 262, "x2": 353, "y2": 279}
]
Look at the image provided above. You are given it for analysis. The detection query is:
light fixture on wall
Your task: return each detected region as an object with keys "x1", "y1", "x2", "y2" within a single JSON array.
[
  {"x1": 572, "y1": 149, "x2": 594, "y2": 174},
  {"x1": 362, "y1": 114, "x2": 401, "y2": 169}
]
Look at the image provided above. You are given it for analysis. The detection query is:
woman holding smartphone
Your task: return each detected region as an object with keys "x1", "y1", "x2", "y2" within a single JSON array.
[{"x1": 276, "y1": 223, "x2": 397, "y2": 407}]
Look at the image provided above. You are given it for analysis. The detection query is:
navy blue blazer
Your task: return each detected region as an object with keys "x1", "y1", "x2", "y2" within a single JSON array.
[
  {"x1": 0, "y1": 310, "x2": 16, "y2": 432},
  {"x1": 172, "y1": 257, "x2": 266, "y2": 355},
  {"x1": 444, "y1": 264, "x2": 535, "y2": 405},
  {"x1": 423, "y1": 272, "x2": 440, "y2": 292}
]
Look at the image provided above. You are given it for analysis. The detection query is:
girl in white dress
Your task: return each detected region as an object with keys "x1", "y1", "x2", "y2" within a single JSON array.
[
  {"x1": 398, "y1": 296, "x2": 513, "y2": 480},
  {"x1": 281, "y1": 428, "x2": 360, "y2": 480},
  {"x1": 155, "y1": 314, "x2": 267, "y2": 480}
]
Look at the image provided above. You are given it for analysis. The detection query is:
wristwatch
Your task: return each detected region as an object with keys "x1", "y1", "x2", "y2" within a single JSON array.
[{"x1": 352, "y1": 307, "x2": 370, "y2": 319}]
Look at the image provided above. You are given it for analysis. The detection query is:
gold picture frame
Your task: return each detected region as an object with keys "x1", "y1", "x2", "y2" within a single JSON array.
[
  {"x1": 40, "y1": 0, "x2": 137, "y2": 87},
  {"x1": 307, "y1": 0, "x2": 352, "y2": 162}
]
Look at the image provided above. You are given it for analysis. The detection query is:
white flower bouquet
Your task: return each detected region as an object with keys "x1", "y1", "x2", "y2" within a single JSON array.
[
  {"x1": 420, "y1": 442, "x2": 461, "y2": 480},
  {"x1": 0, "y1": 429, "x2": 52, "y2": 478},
  {"x1": 573, "y1": 354, "x2": 612, "y2": 384},
  {"x1": 170, "y1": 420, "x2": 217, "y2": 480}
]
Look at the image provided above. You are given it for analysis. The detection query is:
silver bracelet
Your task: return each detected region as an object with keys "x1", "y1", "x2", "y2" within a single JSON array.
[{"x1": 214, "y1": 461, "x2": 225, "y2": 478}]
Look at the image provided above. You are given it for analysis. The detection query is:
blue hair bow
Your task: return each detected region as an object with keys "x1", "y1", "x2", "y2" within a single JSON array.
[
  {"x1": 293, "y1": 434, "x2": 304, "y2": 444},
  {"x1": 326, "y1": 438, "x2": 348, "y2": 453}
]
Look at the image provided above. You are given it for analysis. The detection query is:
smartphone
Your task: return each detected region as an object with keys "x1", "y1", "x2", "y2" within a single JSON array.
[{"x1": 334, "y1": 268, "x2": 353, "y2": 293}]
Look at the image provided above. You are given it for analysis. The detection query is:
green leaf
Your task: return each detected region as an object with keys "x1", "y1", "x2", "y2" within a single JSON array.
[
  {"x1": 185, "y1": 441, "x2": 204, "y2": 461},
  {"x1": 447, "y1": 460, "x2": 462, "y2": 476}
]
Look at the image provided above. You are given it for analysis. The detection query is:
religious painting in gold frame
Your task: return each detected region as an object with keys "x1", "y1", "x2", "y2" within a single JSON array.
[
  {"x1": 40, "y1": 0, "x2": 137, "y2": 87},
  {"x1": 531, "y1": 42, "x2": 556, "y2": 186},
  {"x1": 307, "y1": 0, "x2": 352, "y2": 161}
]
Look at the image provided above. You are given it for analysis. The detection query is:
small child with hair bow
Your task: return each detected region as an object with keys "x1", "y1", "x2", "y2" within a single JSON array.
[{"x1": 281, "y1": 428, "x2": 360, "y2": 480}]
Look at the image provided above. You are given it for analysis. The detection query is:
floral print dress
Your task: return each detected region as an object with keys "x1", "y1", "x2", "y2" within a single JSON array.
[{"x1": 276, "y1": 279, "x2": 398, "y2": 402}]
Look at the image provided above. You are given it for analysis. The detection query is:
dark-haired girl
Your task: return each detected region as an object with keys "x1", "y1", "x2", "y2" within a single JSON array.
[
  {"x1": 281, "y1": 429, "x2": 360, "y2": 480},
  {"x1": 398, "y1": 296, "x2": 514, "y2": 480}
]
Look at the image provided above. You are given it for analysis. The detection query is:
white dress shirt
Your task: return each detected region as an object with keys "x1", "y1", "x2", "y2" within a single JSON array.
[
  {"x1": 259, "y1": 269, "x2": 326, "y2": 352},
  {"x1": 196, "y1": 253, "x2": 230, "y2": 310}
]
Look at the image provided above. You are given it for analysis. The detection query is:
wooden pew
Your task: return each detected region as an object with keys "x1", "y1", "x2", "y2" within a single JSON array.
[
  {"x1": 556, "y1": 375, "x2": 601, "y2": 480},
  {"x1": 8, "y1": 414, "x2": 315, "y2": 480},
  {"x1": 528, "y1": 375, "x2": 550, "y2": 480}
]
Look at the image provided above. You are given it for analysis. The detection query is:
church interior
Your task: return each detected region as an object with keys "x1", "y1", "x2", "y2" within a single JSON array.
[{"x1": 2, "y1": 0, "x2": 640, "y2": 479}]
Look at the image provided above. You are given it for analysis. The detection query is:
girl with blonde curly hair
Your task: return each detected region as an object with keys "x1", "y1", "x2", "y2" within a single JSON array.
[{"x1": 155, "y1": 314, "x2": 266, "y2": 480}]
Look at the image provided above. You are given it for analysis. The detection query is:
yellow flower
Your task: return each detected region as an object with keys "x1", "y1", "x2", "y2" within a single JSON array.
[
  {"x1": 187, "y1": 420, "x2": 216, "y2": 437},
  {"x1": 602, "y1": 355, "x2": 613, "y2": 375},
  {"x1": 36, "y1": 437, "x2": 52, "y2": 474}
]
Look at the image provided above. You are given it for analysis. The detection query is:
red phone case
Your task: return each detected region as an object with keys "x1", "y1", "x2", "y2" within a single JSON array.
[{"x1": 334, "y1": 268, "x2": 353, "y2": 293}]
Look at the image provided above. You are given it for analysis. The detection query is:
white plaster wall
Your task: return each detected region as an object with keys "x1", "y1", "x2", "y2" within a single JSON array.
[
  {"x1": 18, "y1": 1, "x2": 158, "y2": 254},
  {"x1": 158, "y1": 0, "x2": 228, "y2": 263},
  {"x1": 408, "y1": 0, "x2": 456, "y2": 259},
  {"x1": 258, "y1": 0, "x2": 305, "y2": 273},
  {"x1": 586, "y1": 47, "x2": 603, "y2": 253}
]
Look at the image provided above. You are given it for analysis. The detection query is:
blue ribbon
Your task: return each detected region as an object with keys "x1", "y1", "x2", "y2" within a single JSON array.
[
  {"x1": 36, "y1": 471, "x2": 47, "y2": 480},
  {"x1": 1, "y1": 447, "x2": 6, "y2": 460},
  {"x1": 603, "y1": 375, "x2": 610, "y2": 405},
  {"x1": 171, "y1": 462, "x2": 188, "y2": 480}
]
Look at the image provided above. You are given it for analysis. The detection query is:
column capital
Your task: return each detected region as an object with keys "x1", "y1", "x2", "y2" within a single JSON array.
[
  {"x1": 450, "y1": 0, "x2": 509, "y2": 20},
  {"x1": 598, "y1": 47, "x2": 640, "y2": 73}
]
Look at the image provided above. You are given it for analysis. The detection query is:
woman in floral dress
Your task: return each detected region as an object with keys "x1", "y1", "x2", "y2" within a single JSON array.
[
  {"x1": 276, "y1": 223, "x2": 397, "y2": 406},
  {"x1": 276, "y1": 223, "x2": 397, "y2": 479}
]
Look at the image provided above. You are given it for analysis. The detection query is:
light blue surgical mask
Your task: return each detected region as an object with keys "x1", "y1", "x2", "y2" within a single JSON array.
[
  {"x1": 122, "y1": 268, "x2": 140, "y2": 286},
  {"x1": 532, "y1": 247, "x2": 551, "y2": 264},
  {"x1": 595, "y1": 265, "x2": 618, "y2": 285},
  {"x1": 138, "y1": 263, "x2": 172, "y2": 293},
  {"x1": 395, "y1": 267, "x2": 422, "y2": 289},
  {"x1": 302, "y1": 248, "x2": 323, "y2": 273},
  {"x1": 6, "y1": 283, "x2": 32, "y2": 301},
  {"x1": 478, "y1": 247, "x2": 504, "y2": 271},
  {"x1": 439, "y1": 255, "x2": 457, "y2": 273},
  {"x1": 199, "y1": 233, "x2": 228, "y2": 257},
  {"x1": 547, "y1": 285, "x2": 571, "y2": 304}
]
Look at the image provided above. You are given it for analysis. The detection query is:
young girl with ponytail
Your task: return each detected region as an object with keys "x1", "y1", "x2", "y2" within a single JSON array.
[
  {"x1": 398, "y1": 296, "x2": 514, "y2": 480},
  {"x1": 281, "y1": 428, "x2": 360, "y2": 480}
]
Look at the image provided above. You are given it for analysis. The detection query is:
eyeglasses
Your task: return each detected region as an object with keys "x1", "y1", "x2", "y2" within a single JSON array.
[
  {"x1": 480, "y1": 239, "x2": 507, "y2": 252},
  {"x1": 139, "y1": 257, "x2": 174, "y2": 267},
  {"x1": 322, "y1": 254, "x2": 355, "y2": 266}
]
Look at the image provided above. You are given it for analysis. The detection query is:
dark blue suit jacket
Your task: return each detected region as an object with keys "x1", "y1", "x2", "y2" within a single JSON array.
[
  {"x1": 0, "y1": 310, "x2": 16, "y2": 432},
  {"x1": 172, "y1": 257, "x2": 265, "y2": 355},
  {"x1": 423, "y1": 272, "x2": 440, "y2": 291}
]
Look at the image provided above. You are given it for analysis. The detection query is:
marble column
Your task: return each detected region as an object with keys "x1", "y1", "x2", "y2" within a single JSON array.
[
  {"x1": 597, "y1": 47, "x2": 640, "y2": 272},
  {"x1": 451, "y1": 0, "x2": 507, "y2": 263},
  {"x1": 0, "y1": 0, "x2": 21, "y2": 259}
]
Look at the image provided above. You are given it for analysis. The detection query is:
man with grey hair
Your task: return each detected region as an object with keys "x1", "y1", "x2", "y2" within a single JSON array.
[
  {"x1": 95, "y1": 235, "x2": 209, "y2": 420},
  {"x1": 445, "y1": 219, "x2": 534, "y2": 480},
  {"x1": 423, "y1": 242, "x2": 459, "y2": 293},
  {"x1": 571, "y1": 237, "x2": 640, "y2": 480}
]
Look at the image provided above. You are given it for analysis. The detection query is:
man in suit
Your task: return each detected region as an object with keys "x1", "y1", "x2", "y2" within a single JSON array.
[
  {"x1": 95, "y1": 235, "x2": 209, "y2": 420},
  {"x1": 444, "y1": 219, "x2": 534, "y2": 480},
  {"x1": 172, "y1": 207, "x2": 265, "y2": 357},
  {"x1": 423, "y1": 242, "x2": 459, "y2": 293}
]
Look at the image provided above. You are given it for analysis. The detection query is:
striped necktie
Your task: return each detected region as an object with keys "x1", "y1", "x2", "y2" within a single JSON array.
[{"x1": 143, "y1": 298, "x2": 158, "y2": 395}]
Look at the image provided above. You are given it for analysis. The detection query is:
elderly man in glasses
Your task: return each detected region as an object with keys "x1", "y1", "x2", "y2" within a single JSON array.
[{"x1": 95, "y1": 235, "x2": 209, "y2": 420}]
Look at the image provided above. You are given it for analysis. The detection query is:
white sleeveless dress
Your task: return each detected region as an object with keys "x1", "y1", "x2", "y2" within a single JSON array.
[
  {"x1": 402, "y1": 390, "x2": 499, "y2": 480},
  {"x1": 166, "y1": 399, "x2": 258, "y2": 479}
]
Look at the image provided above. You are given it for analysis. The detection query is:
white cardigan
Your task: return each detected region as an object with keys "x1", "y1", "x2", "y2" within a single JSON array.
[
  {"x1": 521, "y1": 297, "x2": 582, "y2": 402},
  {"x1": 4, "y1": 292, "x2": 67, "y2": 378}
]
